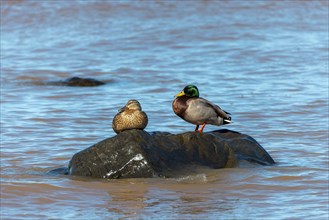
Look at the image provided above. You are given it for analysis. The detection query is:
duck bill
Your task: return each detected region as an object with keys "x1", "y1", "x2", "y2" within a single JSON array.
[{"x1": 175, "y1": 90, "x2": 185, "y2": 97}]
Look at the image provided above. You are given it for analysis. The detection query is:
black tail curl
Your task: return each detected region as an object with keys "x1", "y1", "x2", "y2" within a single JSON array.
[{"x1": 223, "y1": 116, "x2": 232, "y2": 124}]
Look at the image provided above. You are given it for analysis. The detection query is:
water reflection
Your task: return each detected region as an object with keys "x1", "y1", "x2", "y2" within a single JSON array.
[
  {"x1": 107, "y1": 186, "x2": 148, "y2": 217},
  {"x1": 105, "y1": 177, "x2": 240, "y2": 219}
]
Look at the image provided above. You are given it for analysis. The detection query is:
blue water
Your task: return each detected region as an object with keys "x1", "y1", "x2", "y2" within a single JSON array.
[{"x1": 1, "y1": 1, "x2": 328, "y2": 219}]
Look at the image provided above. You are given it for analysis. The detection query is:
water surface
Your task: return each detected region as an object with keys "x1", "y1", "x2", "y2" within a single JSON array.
[{"x1": 1, "y1": 1, "x2": 328, "y2": 219}]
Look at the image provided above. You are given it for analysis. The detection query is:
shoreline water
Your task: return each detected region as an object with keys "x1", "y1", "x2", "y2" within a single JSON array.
[{"x1": 1, "y1": 1, "x2": 328, "y2": 219}]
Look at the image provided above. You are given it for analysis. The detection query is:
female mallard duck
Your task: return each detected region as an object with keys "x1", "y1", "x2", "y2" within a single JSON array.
[
  {"x1": 172, "y1": 85, "x2": 231, "y2": 133},
  {"x1": 112, "y1": 99, "x2": 148, "y2": 134}
]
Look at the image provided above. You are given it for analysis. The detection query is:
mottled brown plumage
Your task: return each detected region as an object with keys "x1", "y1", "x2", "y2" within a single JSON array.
[{"x1": 112, "y1": 100, "x2": 148, "y2": 134}]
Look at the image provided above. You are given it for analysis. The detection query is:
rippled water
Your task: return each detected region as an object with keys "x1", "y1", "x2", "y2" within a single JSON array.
[{"x1": 1, "y1": 1, "x2": 328, "y2": 219}]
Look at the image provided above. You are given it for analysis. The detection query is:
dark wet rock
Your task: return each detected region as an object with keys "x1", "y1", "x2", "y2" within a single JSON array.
[
  {"x1": 47, "y1": 167, "x2": 69, "y2": 176},
  {"x1": 47, "y1": 77, "x2": 106, "y2": 87},
  {"x1": 66, "y1": 129, "x2": 275, "y2": 179}
]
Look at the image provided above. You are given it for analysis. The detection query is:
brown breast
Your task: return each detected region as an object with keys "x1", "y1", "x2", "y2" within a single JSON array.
[{"x1": 172, "y1": 96, "x2": 189, "y2": 117}]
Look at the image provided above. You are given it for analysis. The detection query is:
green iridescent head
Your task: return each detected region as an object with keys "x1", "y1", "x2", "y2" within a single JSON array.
[{"x1": 175, "y1": 85, "x2": 199, "y2": 98}]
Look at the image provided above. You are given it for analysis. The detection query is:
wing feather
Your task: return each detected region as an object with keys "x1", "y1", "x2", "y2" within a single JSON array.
[{"x1": 197, "y1": 98, "x2": 231, "y2": 119}]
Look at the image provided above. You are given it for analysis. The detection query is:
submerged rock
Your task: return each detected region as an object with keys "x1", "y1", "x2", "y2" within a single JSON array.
[
  {"x1": 66, "y1": 129, "x2": 275, "y2": 179},
  {"x1": 47, "y1": 77, "x2": 106, "y2": 87}
]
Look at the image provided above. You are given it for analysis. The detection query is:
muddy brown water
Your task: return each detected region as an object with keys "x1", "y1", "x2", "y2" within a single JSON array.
[{"x1": 1, "y1": 1, "x2": 328, "y2": 219}]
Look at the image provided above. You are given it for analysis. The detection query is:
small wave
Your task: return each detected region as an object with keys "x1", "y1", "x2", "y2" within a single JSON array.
[{"x1": 176, "y1": 174, "x2": 208, "y2": 183}]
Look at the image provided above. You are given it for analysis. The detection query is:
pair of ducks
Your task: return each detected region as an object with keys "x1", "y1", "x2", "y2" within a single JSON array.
[{"x1": 112, "y1": 85, "x2": 231, "y2": 134}]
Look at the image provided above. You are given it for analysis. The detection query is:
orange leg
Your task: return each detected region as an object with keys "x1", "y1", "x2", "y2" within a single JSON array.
[
  {"x1": 194, "y1": 125, "x2": 199, "y2": 132},
  {"x1": 199, "y1": 122, "x2": 207, "y2": 133},
  {"x1": 194, "y1": 123, "x2": 207, "y2": 133}
]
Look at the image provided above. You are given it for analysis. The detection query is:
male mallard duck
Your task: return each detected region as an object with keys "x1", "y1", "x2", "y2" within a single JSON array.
[
  {"x1": 172, "y1": 85, "x2": 231, "y2": 132},
  {"x1": 112, "y1": 99, "x2": 148, "y2": 134}
]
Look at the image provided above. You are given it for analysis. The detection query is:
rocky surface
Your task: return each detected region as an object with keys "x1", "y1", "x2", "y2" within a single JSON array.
[
  {"x1": 63, "y1": 129, "x2": 275, "y2": 179},
  {"x1": 47, "y1": 77, "x2": 106, "y2": 86},
  {"x1": 27, "y1": 76, "x2": 107, "y2": 87}
]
